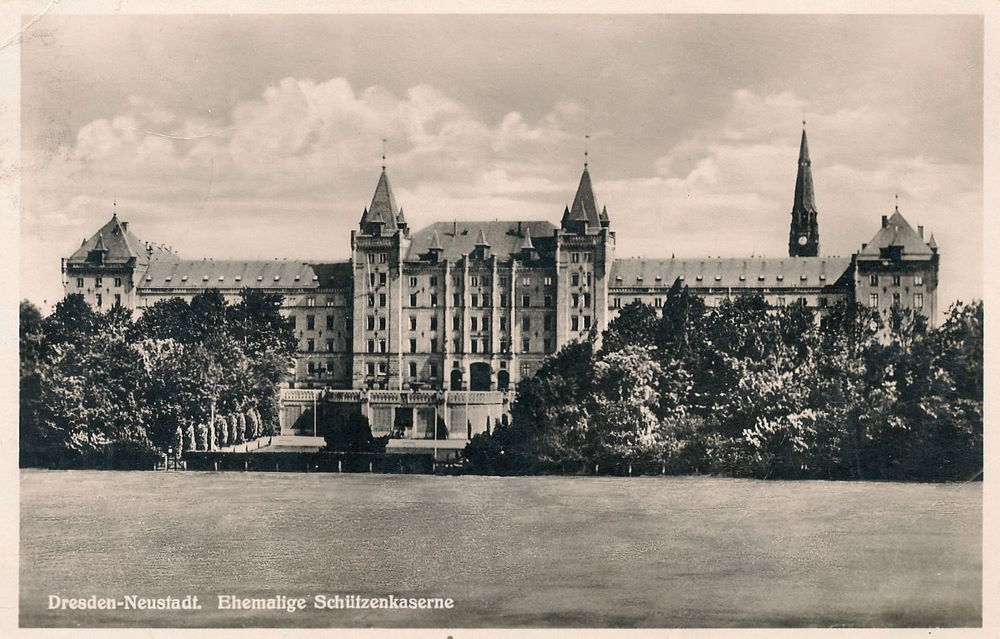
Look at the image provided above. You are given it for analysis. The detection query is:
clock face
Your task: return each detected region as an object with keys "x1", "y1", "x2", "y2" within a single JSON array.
[{"x1": 798, "y1": 235, "x2": 808, "y2": 246}]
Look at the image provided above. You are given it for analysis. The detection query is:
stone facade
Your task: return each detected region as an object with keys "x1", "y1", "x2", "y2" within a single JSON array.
[{"x1": 62, "y1": 129, "x2": 940, "y2": 441}]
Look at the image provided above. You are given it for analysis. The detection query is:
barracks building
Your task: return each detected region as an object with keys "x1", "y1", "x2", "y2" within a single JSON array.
[{"x1": 61, "y1": 129, "x2": 940, "y2": 445}]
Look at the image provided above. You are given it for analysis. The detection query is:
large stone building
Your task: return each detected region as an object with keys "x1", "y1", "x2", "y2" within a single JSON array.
[{"x1": 62, "y1": 128, "x2": 940, "y2": 445}]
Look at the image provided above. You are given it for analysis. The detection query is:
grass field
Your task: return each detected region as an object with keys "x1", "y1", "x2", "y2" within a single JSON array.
[{"x1": 19, "y1": 469, "x2": 981, "y2": 628}]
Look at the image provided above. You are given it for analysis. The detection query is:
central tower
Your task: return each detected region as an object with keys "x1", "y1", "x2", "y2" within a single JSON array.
[{"x1": 788, "y1": 125, "x2": 819, "y2": 257}]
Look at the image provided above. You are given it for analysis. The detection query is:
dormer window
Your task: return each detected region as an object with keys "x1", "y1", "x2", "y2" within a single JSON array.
[
  {"x1": 714, "y1": 275, "x2": 722, "y2": 281},
  {"x1": 819, "y1": 274, "x2": 827, "y2": 281},
  {"x1": 165, "y1": 276, "x2": 172, "y2": 282},
  {"x1": 758, "y1": 275, "x2": 765, "y2": 281},
  {"x1": 181, "y1": 275, "x2": 189, "y2": 282},
  {"x1": 145, "y1": 276, "x2": 152, "y2": 281},
  {"x1": 739, "y1": 275, "x2": 746, "y2": 281},
  {"x1": 294, "y1": 275, "x2": 301, "y2": 281},
  {"x1": 678, "y1": 275, "x2": 685, "y2": 281},
  {"x1": 696, "y1": 275, "x2": 703, "y2": 281},
  {"x1": 800, "y1": 275, "x2": 808, "y2": 281},
  {"x1": 257, "y1": 275, "x2": 263, "y2": 281},
  {"x1": 202, "y1": 275, "x2": 209, "y2": 281},
  {"x1": 234, "y1": 276, "x2": 241, "y2": 282},
  {"x1": 776, "y1": 275, "x2": 784, "y2": 281},
  {"x1": 274, "y1": 275, "x2": 280, "y2": 281},
  {"x1": 218, "y1": 275, "x2": 225, "y2": 281}
]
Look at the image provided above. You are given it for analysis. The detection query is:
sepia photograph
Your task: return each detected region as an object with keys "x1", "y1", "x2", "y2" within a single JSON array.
[{"x1": 7, "y1": 2, "x2": 992, "y2": 633}]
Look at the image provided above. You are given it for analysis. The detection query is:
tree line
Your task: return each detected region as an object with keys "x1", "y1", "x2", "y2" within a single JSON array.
[
  {"x1": 20, "y1": 289, "x2": 296, "y2": 468},
  {"x1": 465, "y1": 285, "x2": 983, "y2": 481}
]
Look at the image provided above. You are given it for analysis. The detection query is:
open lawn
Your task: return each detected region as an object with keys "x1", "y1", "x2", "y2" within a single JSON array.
[{"x1": 19, "y1": 469, "x2": 980, "y2": 627}]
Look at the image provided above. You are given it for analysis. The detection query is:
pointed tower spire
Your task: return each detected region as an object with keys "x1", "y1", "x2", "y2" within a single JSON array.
[
  {"x1": 788, "y1": 123, "x2": 819, "y2": 257},
  {"x1": 428, "y1": 229, "x2": 443, "y2": 251},
  {"x1": 359, "y1": 167, "x2": 400, "y2": 235},
  {"x1": 518, "y1": 225, "x2": 535, "y2": 251},
  {"x1": 563, "y1": 165, "x2": 601, "y2": 234},
  {"x1": 599, "y1": 205, "x2": 610, "y2": 228}
]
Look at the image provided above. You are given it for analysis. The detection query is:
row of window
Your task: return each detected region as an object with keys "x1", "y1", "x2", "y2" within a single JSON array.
[
  {"x1": 303, "y1": 339, "x2": 345, "y2": 353},
  {"x1": 869, "y1": 274, "x2": 925, "y2": 287},
  {"x1": 76, "y1": 277, "x2": 123, "y2": 288},
  {"x1": 869, "y1": 293, "x2": 924, "y2": 308},
  {"x1": 363, "y1": 336, "x2": 556, "y2": 355},
  {"x1": 92, "y1": 293, "x2": 122, "y2": 308}
]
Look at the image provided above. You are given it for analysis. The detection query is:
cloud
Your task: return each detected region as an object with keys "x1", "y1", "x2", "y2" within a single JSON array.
[{"x1": 22, "y1": 80, "x2": 980, "y2": 312}]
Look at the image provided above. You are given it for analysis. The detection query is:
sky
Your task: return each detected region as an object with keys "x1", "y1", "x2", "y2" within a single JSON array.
[{"x1": 19, "y1": 13, "x2": 983, "y2": 312}]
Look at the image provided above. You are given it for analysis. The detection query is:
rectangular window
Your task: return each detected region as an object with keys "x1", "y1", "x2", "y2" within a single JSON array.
[
  {"x1": 367, "y1": 362, "x2": 375, "y2": 375},
  {"x1": 471, "y1": 317, "x2": 479, "y2": 331},
  {"x1": 522, "y1": 295, "x2": 531, "y2": 307},
  {"x1": 430, "y1": 316, "x2": 438, "y2": 331},
  {"x1": 869, "y1": 275, "x2": 879, "y2": 286},
  {"x1": 326, "y1": 315, "x2": 335, "y2": 330},
  {"x1": 378, "y1": 317, "x2": 387, "y2": 330},
  {"x1": 308, "y1": 361, "x2": 315, "y2": 374},
  {"x1": 500, "y1": 277, "x2": 510, "y2": 288},
  {"x1": 572, "y1": 293, "x2": 579, "y2": 307},
  {"x1": 409, "y1": 276, "x2": 418, "y2": 287},
  {"x1": 482, "y1": 317, "x2": 490, "y2": 331},
  {"x1": 306, "y1": 315, "x2": 315, "y2": 330},
  {"x1": 306, "y1": 296, "x2": 315, "y2": 307},
  {"x1": 583, "y1": 253, "x2": 592, "y2": 262},
  {"x1": 914, "y1": 293, "x2": 924, "y2": 308},
  {"x1": 571, "y1": 253, "x2": 580, "y2": 263},
  {"x1": 290, "y1": 316, "x2": 297, "y2": 330},
  {"x1": 571, "y1": 316, "x2": 579, "y2": 331},
  {"x1": 114, "y1": 277, "x2": 122, "y2": 287},
  {"x1": 368, "y1": 294, "x2": 375, "y2": 307},
  {"x1": 379, "y1": 339, "x2": 387, "y2": 353},
  {"x1": 408, "y1": 361, "x2": 417, "y2": 377},
  {"x1": 914, "y1": 275, "x2": 924, "y2": 286},
  {"x1": 500, "y1": 294, "x2": 510, "y2": 307},
  {"x1": 892, "y1": 274, "x2": 901, "y2": 286},
  {"x1": 572, "y1": 273, "x2": 580, "y2": 286},
  {"x1": 869, "y1": 293, "x2": 879, "y2": 308},
  {"x1": 307, "y1": 338, "x2": 315, "y2": 352},
  {"x1": 522, "y1": 338, "x2": 530, "y2": 353},
  {"x1": 583, "y1": 316, "x2": 592, "y2": 329},
  {"x1": 366, "y1": 315, "x2": 375, "y2": 330},
  {"x1": 453, "y1": 293, "x2": 461, "y2": 306},
  {"x1": 379, "y1": 293, "x2": 387, "y2": 307},
  {"x1": 500, "y1": 317, "x2": 507, "y2": 331},
  {"x1": 544, "y1": 295, "x2": 552, "y2": 307},
  {"x1": 430, "y1": 294, "x2": 438, "y2": 307},
  {"x1": 523, "y1": 316, "x2": 531, "y2": 331},
  {"x1": 430, "y1": 338, "x2": 438, "y2": 352},
  {"x1": 453, "y1": 315, "x2": 461, "y2": 330},
  {"x1": 654, "y1": 298, "x2": 663, "y2": 308},
  {"x1": 326, "y1": 339, "x2": 334, "y2": 352},
  {"x1": 409, "y1": 316, "x2": 417, "y2": 331},
  {"x1": 584, "y1": 294, "x2": 591, "y2": 308},
  {"x1": 369, "y1": 273, "x2": 376, "y2": 288},
  {"x1": 471, "y1": 276, "x2": 479, "y2": 286},
  {"x1": 430, "y1": 276, "x2": 438, "y2": 287},
  {"x1": 378, "y1": 362, "x2": 387, "y2": 374},
  {"x1": 410, "y1": 293, "x2": 418, "y2": 306},
  {"x1": 544, "y1": 314, "x2": 553, "y2": 331},
  {"x1": 367, "y1": 339, "x2": 375, "y2": 353},
  {"x1": 819, "y1": 297, "x2": 828, "y2": 308},
  {"x1": 430, "y1": 363, "x2": 439, "y2": 379},
  {"x1": 409, "y1": 338, "x2": 417, "y2": 353},
  {"x1": 368, "y1": 253, "x2": 375, "y2": 263},
  {"x1": 500, "y1": 339, "x2": 509, "y2": 353},
  {"x1": 613, "y1": 298, "x2": 621, "y2": 308},
  {"x1": 471, "y1": 340, "x2": 479, "y2": 353},
  {"x1": 522, "y1": 276, "x2": 531, "y2": 286},
  {"x1": 544, "y1": 276, "x2": 552, "y2": 286},
  {"x1": 892, "y1": 292, "x2": 901, "y2": 306},
  {"x1": 76, "y1": 277, "x2": 84, "y2": 288},
  {"x1": 379, "y1": 253, "x2": 387, "y2": 264},
  {"x1": 544, "y1": 338, "x2": 552, "y2": 352},
  {"x1": 377, "y1": 272, "x2": 386, "y2": 287},
  {"x1": 95, "y1": 277, "x2": 103, "y2": 288},
  {"x1": 471, "y1": 294, "x2": 479, "y2": 307},
  {"x1": 776, "y1": 297, "x2": 785, "y2": 307},
  {"x1": 454, "y1": 338, "x2": 461, "y2": 352},
  {"x1": 521, "y1": 362, "x2": 532, "y2": 378},
  {"x1": 114, "y1": 293, "x2": 121, "y2": 306}
]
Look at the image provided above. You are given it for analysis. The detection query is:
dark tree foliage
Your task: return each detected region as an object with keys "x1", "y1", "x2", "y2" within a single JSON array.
[
  {"x1": 19, "y1": 289, "x2": 297, "y2": 468},
  {"x1": 321, "y1": 411, "x2": 388, "y2": 454},
  {"x1": 464, "y1": 291, "x2": 983, "y2": 481}
]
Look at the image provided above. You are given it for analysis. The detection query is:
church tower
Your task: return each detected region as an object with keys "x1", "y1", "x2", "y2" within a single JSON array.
[{"x1": 788, "y1": 125, "x2": 819, "y2": 257}]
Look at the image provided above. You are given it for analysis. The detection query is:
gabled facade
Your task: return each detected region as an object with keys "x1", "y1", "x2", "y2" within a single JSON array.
[{"x1": 62, "y1": 129, "x2": 940, "y2": 443}]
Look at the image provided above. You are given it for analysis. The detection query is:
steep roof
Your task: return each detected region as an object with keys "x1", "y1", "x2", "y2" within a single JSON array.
[
  {"x1": 406, "y1": 221, "x2": 556, "y2": 262},
  {"x1": 792, "y1": 128, "x2": 817, "y2": 215},
  {"x1": 611, "y1": 256, "x2": 853, "y2": 290},
  {"x1": 67, "y1": 214, "x2": 166, "y2": 266},
  {"x1": 137, "y1": 259, "x2": 333, "y2": 290},
  {"x1": 358, "y1": 169, "x2": 399, "y2": 230},
  {"x1": 562, "y1": 167, "x2": 602, "y2": 229},
  {"x1": 857, "y1": 209, "x2": 934, "y2": 260}
]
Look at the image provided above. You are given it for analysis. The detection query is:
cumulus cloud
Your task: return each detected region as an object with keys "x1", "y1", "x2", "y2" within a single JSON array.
[{"x1": 22, "y1": 80, "x2": 980, "y2": 311}]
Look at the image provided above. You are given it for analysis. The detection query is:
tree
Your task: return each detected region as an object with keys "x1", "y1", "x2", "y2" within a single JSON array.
[{"x1": 322, "y1": 411, "x2": 387, "y2": 453}]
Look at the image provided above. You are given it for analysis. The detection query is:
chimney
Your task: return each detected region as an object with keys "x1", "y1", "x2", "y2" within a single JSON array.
[
  {"x1": 881, "y1": 215, "x2": 888, "y2": 228},
  {"x1": 918, "y1": 225, "x2": 924, "y2": 239},
  {"x1": 517, "y1": 221, "x2": 522, "y2": 236}
]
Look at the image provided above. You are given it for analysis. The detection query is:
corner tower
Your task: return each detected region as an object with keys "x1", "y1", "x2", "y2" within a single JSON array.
[{"x1": 789, "y1": 125, "x2": 819, "y2": 257}]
